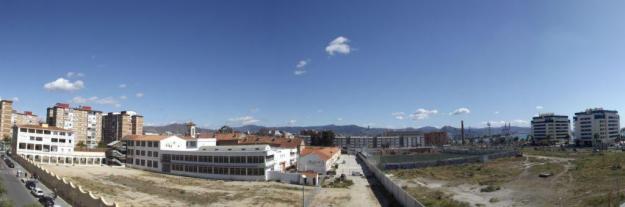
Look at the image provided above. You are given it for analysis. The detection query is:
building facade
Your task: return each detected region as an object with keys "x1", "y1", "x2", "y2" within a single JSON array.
[
  {"x1": 423, "y1": 132, "x2": 450, "y2": 146},
  {"x1": 0, "y1": 100, "x2": 13, "y2": 139},
  {"x1": 102, "y1": 111, "x2": 144, "y2": 144},
  {"x1": 297, "y1": 146, "x2": 341, "y2": 174},
  {"x1": 46, "y1": 103, "x2": 103, "y2": 148},
  {"x1": 574, "y1": 108, "x2": 620, "y2": 146},
  {"x1": 12, "y1": 124, "x2": 105, "y2": 165},
  {"x1": 333, "y1": 135, "x2": 421, "y2": 149},
  {"x1": 531, "y1": 113, "x2": 570, "y2": 144},
  {"x1": 12, "y1": 111, "x2": 39, "y2": 126},
  {"x1": 124, "y1": 135, "x2": 297, "y2": 181}
]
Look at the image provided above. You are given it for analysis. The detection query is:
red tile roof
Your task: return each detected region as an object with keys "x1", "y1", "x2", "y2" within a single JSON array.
[
  {"x1": 237, "y1": 135, "x2": 303, "y2": 149},
  {"x1": 300, "y1": 146, "x2": 340, "y2": 161}
]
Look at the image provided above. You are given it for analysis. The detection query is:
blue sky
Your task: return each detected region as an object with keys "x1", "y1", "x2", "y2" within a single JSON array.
[{"x1": 1, "y1": 0, "x2": 625, "y2": 129}]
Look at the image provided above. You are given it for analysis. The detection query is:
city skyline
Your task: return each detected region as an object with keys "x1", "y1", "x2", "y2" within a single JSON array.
[{"x1": 2, "y1": 0, "x2": 625, "y2": 129}]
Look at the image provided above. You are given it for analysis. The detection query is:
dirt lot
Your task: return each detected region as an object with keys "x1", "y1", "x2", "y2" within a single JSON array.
[
  {"x1": 43, "y1": 165, "x2": 312, "y2": 207},
  {"x1": 388, "y1": 149, "x2": 625, "y2": 207}
]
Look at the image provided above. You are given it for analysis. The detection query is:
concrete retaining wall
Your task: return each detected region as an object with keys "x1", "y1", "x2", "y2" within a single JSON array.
[
  {"x1": 357, "y1": 152, "x2": 424, "y2": 207},
  {"x1": 13, "y1": 155, "x2": 118, "y2": 207}
]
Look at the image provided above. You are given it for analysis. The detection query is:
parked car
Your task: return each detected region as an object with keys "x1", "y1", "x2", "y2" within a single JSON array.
[
  {"x1": 38, "y1": 196, "x2": 55, "y2": 207},
  {"x1": 31, "y1": 187, "x2": 44, "y2": 197},
  {"x1": 351, "y1": 171, "x2": 363, "y2": 176},
  {"x1": 25, "y1": 180, "x2": 37, "y2": 190}
]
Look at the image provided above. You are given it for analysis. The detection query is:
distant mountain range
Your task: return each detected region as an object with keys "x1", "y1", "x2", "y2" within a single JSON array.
[{"x1": 144, "y1": 123, "x2": 531, "y2": 138}]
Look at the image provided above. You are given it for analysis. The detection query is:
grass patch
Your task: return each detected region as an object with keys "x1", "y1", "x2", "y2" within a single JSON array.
[
  {"x1": 528, "y1": 162, "x2": 565, "y2": 176},
  {"x1": 390, "y1": 157, "x2": 524, "y2": 186},
  {"x1": 521, "y1": 147, "x2": 590, "y2": 158},
  {"x1": 404, "y1": 185, "x2": 470, "y2": 207},
  {"x1": 323, "y1": 179, "x2": 354, "y2": 188}
]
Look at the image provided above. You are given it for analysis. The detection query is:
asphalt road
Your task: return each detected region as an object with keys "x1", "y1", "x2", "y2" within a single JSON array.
[{"x1": 0, "y1": 153, "x2": 71, "y2": 207}]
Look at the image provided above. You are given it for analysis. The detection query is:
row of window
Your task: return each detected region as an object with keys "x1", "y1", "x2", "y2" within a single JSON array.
[
  {"x1": 164, "y1": 154, "x2": 265, "y2": 164},
  {"x1": 19, "y1": 128, "x2": 72, "y2": 136},
  {"x1": 129, "y1": 158, "x2": 159, "y2": 169},
  {"x1": 130, "y1": 149, "x2": 159, "y2": 158},
  {"x1": 17, "y1": 143, "x2": 72, "y2": 153},
  {"x1": 171, "y1": 164, "x2": 265, "y2": 176},
  {"x1": 127, "y1": 141, "x2": 159, "y2": 148}
]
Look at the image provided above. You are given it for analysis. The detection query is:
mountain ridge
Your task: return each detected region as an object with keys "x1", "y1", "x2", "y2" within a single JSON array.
[{"x1": 144, "y1": 123, "x2": 531, "y2": 137}]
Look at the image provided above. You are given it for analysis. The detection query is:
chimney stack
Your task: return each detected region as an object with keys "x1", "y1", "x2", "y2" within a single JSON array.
[{"x1": 461, "y1": 120, "x2": 465, "y2": 145}]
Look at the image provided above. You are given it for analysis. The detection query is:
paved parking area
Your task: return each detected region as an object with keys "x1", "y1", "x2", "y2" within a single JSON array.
[{"x1": 310, "y1": 154, "x2": 382, "y2": 207}]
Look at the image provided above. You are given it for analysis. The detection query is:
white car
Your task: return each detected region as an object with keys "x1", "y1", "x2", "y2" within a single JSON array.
[{"x1": 31, "y1": 187, "x2": 44, "y2": 197}]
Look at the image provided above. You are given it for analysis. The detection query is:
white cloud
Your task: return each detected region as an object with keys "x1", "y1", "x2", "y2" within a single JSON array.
[
  {"x1": 296, "y1": 59, "x2": 309, "y2": 68},
  {"x1": 410, "y1": 108, "x2": 438, "y2": 120},
  {"x1": 72, "y1": 96, "x2": 98, "y2": 104},
  {"x1": 325, "y1": 36, "x2": 351, "y2": 55},
  {"x1": 66, "y1": 72, "x2": 84, "y2": 78},
  {"x1": 337, "y1": 117, "x2": 343, "y2": 121},
  {"x1": 294, "y1": 70, "x2": 307, "y2": 75},
  {"x1": 228, "y1": 116, "x2": 259, "y2": 125},
  {"x1": 12, "y1": 97, "x2": 19, "y2": 102},
  {"x1": 119, "y1": 95, "x2": 127, "y2": 100},
  {"x1": 392, "y1": 112, "x2": 406, "y2": 120},
  {"x1": 536, "y1": 106, "x2": 544, "y2": 110},
  {"x1": 72, "y1": 96, "x2": 121, "y2": 107},
  {"x1": 288, "y1": 120, "x2": 297, "y2": 125},
  {"x1": 136, "y1": 93, "x2": 144, "y2": 98},
  {"x1": 450, "y1": 107, "x2": 471, "y2": 115},
  {"x1": 44, "y1": 78, "x2": 84, "y2": 91},
  {"x1": 494, "y1": 111, "x2": 500, "y2": 114},
  {"x1": 294, "y1": 59, "x2": 309, "y2": 76},
  {"x1": 119, "y1": 84, "x2": 127, "y2": 88}
]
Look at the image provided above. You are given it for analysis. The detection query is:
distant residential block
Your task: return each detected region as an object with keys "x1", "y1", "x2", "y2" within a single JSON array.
[
  {"x1": 0, "y1": 100, "x2": 13, "y2": 139},
  {"x1": 531, "y1": 113, "x2": 570, "y2": 144},
  {"x1": 574, "y1": 108, "x2": 620, "y2": 146},
  {"x1": 46, "y1": 103, "x2": 103, "y2": 148},
  {"x1": 102, "y1": 111, "x2": 144, "y2": 144}
]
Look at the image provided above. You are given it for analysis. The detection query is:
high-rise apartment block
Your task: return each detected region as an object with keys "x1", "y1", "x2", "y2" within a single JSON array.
[
  {"x1": 46, "y1": 103, "x2": 103, "y2": 148},
  {"x1": 0, "y1": 100, "x2": 13, "y2": 139},
  {"x1": 12, "y1": 111, "x2": 39, "y2": 126},
  {"x1": 531, "y1": 113, "x2": 570, "y2": 144},
  {"x1": 102, "y1": 111, "x2": 144, "y2": 144},
  {"x1": 574, "y1": 108, "x2": 620, "y2": 146}
]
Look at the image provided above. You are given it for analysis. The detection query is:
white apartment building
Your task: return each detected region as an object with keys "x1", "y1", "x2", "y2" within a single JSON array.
[
  {"x1": 125, "y1": 135, "x2": 298, "y2": 181},
  {"x1": 574, "y1": 108, "x2": 620, "y2": 146},
  {"x1": 531, "y1": 113, "x2": 571, "y2": 144},
  {"x1": 12, "y1": 124, "x2": 105, "y2": 165}
]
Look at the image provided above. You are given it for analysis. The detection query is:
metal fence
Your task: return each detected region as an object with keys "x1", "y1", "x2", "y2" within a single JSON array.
[{"x1": 357, "y1": 152, "x2": 424, "y2": 207}]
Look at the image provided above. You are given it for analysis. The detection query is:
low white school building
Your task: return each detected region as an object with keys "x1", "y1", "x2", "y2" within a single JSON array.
[
  {"x1": 297, "y1": 146, "x2": 341, "y2": 174},
  {"x1": 12, "y1": 124, "x2": 105, "y2": 165},
  {"x1": 124, "y1": 135, "x2": 298, "y2": 181}
]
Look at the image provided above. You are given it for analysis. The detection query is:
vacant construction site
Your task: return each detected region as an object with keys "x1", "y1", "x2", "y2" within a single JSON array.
[
  {"x1": 387, "y1": 148, "x2": 625, "y2": 207},
  {"x1": 42, "y1": 165, "x2": 311, "y2": 207}
]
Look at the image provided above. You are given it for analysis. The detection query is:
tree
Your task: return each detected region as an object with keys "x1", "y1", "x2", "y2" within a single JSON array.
[
  {"x1": 218, "y1": 126, "x2": 234, "y2": 134},
  {"x1": 97, "y1": 141, "x2": 107, "y2": 148},
  {"x1": 77, "y1": 141, "x2": 86, "y2": 148}
]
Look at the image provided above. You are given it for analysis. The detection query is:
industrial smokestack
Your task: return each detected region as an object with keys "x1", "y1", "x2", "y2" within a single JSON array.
[{"x1": 461, "y1": 120, "x2": 465, "y2": 145}]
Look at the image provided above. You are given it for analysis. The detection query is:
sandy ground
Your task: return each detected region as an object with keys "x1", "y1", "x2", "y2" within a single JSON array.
[
  {"x1": 392, "y1": 155, "x2": 574, "y2": 207},
  {"x1": 310, "y1": 154, "x2": 382, "y2": 207},
  {"x1": 42, "y1": 165, "x2": 311, "y2": 207}
]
